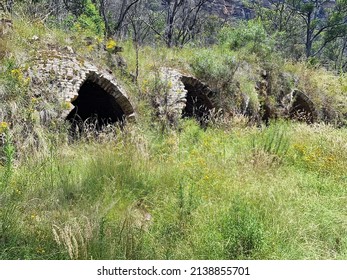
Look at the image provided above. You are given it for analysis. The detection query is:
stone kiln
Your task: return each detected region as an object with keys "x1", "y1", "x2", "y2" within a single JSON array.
[{"x1": 28, "y1": 50, "x2": 135, "y2": 130}]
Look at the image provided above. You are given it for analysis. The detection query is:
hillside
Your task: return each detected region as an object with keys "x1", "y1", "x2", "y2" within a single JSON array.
[{"x1": 0, "y1": 1, "x2": 347, "y2": 260}]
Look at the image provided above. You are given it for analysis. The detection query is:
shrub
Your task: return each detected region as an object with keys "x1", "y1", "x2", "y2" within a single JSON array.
[
  {"x1": 190, "y1": 48, "x2": 238, "y2": 91},
  {"x1": 190, "y1": 48, "x2": 241, "y2": 113},
  {"x1": 219, "y1": 20, "x2": 275, "y2": 59},
  {"x1": 72, "y1": 0, "x2": 105, "y2": 37}
]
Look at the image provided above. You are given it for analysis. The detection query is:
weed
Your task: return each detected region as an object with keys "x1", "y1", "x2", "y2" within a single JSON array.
[
  {"x1": 52, "y1": 216, "x2": 93, "y2": 259},
  {"x1": 251, "y1": 122, "x2": 290, "y2": 166}
]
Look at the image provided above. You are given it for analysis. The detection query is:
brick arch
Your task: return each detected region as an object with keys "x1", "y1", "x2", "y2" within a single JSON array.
[
  {"x1": 27, "y1": 50, "x2": 135, "y2": 125},
  {"x1": 65, "y1": 70, "x2": 135, "y2": 129},
  {"x1": 289, "y1": 89, "x2": 317, "y2": 123},
  {"x1": 82, "y1": 70, "x2": 135, "y2": 119},
  {"x1": 180, "y1": 75, "x2": 215, "y2": 124},
  {"x1": 156, "y1": 68, "x2": 217, "y2": 126}
]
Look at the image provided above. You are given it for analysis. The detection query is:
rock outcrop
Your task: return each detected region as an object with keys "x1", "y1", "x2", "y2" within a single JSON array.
[{"x1": 203, "y1": 0, "x2": 254, "y2": 20}]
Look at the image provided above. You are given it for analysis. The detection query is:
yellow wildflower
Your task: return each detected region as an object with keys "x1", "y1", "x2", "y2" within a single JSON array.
[
  {"x1": 11, "y1": 68, "x2": 23, "y2": 79},
  {"x1": 0, "y1": 122, "x2": 8, "y2": 133},
  {"x1": 87, "y1": 44, "x2": 95, "y2": 52},
  {"x1": 106, "y1": 38, "x2": 117, "y2": 51}
]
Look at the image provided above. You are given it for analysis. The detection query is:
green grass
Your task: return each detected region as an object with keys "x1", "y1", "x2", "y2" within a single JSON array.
[{"x1": 1, "y1": 120, "x2": 347, "y2": 259}]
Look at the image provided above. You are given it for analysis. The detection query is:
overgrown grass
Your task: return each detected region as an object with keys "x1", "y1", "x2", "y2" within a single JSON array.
[{"x1": 1, "y1": 120, "x2": 347, "y2": 259}]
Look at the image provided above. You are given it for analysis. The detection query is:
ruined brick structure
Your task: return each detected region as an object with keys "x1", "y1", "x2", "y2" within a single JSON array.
[
  {"x1": 155, "y1": 68, "x2": 217, "y2": 125},
  {"x1": 26, "y1": 52, "x2": 317, "y2": 129},
  {"x1": 27, "y1": 50, "x2": 135, "y2": 127}
]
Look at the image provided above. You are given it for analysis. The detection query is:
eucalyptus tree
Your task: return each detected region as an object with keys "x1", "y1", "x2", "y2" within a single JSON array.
[
  {"x1": 97, "y1": 0, "x2": 143, "y2": 37},
  {"x1": 287, "y1": 0, "x2": 347, "y2": 58},
  {"x1": 162, "y1": 0, "x2": 210, "y2": 47},
  {"x1": 250, "y1": 0, "x2": 347, "y2": 62}
]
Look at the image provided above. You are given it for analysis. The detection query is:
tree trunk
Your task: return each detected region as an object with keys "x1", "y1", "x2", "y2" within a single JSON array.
[{"x1": 305, "y1": 11, "x2": 313, "y2": 58}]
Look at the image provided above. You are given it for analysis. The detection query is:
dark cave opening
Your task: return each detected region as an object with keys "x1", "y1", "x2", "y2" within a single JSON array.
[
  {"x1": 181, "y1": 83, "x2": 213, "y2": 125},
  {"x1": 289, "y1": 94, "x2": 314, "y2": 124},
  {"x1": 66, "y1": 80, "x2": 125, "y2": 132}
]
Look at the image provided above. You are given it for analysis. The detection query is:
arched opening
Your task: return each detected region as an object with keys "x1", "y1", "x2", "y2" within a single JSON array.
[
  {"x1": 66, "y1": 80, "x2": 125, "y2": 133},
  {"x1": 181, "y1": 78, "x2": 214, "y2": 125},
  {"x1": 289, "y1": 90, "x2": 316, "y2": 123}
]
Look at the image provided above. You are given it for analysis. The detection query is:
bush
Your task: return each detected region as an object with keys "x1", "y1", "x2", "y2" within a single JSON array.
[
  {"x1": 191, "y1": 48, "x2": 238, "y2": 90},
  {"x1": 219, "y1": 20, "x2": 275, "y2": 59},
  {"x1": 72, "y1": 0, "x2": 105, "y2": 37},
  {"x1": 190, "y1": 48, "x2": 241, "y2": 112}
]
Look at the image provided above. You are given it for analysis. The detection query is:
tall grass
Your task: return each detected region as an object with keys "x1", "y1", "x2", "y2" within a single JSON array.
[{"x1": 1, "y1": 120, "x2": 347, "y2": 259}]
